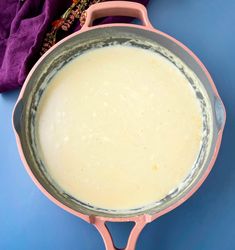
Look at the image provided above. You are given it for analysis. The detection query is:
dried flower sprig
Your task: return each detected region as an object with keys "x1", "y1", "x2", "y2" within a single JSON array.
[{"x1": 40, "y1": 0, "x2": 103, "y2": 55}]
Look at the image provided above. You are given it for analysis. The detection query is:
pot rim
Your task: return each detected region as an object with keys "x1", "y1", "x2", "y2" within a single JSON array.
[{"x1": 13, "y1": 23, "x2": 226, "y2": 223}]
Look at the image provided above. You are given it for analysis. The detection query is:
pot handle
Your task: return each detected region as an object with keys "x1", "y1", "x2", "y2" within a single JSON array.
[
  {"x1": 91, "y1": 216, "x2": 149, "y2": 250},
  {"x1": 214, "y1": 96, "x2": 226, "y2": 132},
  {"x1": 82, "y1": 1, "x2": 153, "y2": 29},
  {"x1": 13, "y1": 98, "x2": 24, "y2": 135}
]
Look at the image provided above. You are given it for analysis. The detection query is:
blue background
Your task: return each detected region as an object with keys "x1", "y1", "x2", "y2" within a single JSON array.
[{"x1": 1, "y1": 1, "x2": 235, "y2": 249}]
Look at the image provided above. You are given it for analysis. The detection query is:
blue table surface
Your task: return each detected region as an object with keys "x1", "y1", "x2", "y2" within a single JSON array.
[{"x1": 1, "y1": 1, "x2": 235, "y2": 249}]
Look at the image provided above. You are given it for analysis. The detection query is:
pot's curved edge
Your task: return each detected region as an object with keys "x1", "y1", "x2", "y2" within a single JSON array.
[{"x1": 12, "y1": 123, "x2": 91, "y2": 223}]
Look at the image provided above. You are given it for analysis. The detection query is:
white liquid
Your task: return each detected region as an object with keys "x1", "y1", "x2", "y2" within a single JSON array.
[{"x1": 36, "y1": 46, "x2": 203, "y2": 210}]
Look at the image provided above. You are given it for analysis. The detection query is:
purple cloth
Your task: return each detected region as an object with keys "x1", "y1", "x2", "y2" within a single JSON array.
[{"x1": 0, "y1": 0, "x2": 149, "y2": 93}]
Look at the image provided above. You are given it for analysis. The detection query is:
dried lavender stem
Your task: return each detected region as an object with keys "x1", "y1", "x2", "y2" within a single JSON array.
[{"x1": 40, "y1": 0, "x2": 103, "y2": 56}]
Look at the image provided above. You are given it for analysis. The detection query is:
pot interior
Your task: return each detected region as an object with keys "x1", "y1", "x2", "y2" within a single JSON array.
[{"x1": 15, "y1": 26, "x2": 223, "y2": 218}]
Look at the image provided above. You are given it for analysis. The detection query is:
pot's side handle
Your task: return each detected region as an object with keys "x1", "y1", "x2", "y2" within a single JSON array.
[
  {"x1": 92, "y1": 216, "x2": 148, "y2": 250},
  {"x1": 82, "y1": 1, "x2": 153, "y2": 30},
  {"x1": 13, "y1": 98, "x2": 24, "y2": 135},
  {"x1": 214, "y1": 96, "x2": 226, "y2": 132}
]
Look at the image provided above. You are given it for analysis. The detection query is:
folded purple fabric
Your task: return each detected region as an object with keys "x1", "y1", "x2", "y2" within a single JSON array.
[{"x1": 0, "y1": 0, "x2": 149, "y2": 93}]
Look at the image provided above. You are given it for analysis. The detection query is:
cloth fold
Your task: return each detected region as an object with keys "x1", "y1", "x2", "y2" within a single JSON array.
[{"x1": 0, "y1": 0, "x2": 149, "y2": 93}]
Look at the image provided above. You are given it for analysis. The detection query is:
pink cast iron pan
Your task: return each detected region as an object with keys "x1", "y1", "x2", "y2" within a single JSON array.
[{"x1": 13, "y1": 2, "x2": 226, "y2": 250}]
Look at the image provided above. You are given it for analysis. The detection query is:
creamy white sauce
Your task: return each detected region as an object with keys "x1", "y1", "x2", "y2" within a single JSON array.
[{"x1": 36, "y1": 45, "x2": 203, "y2": 210}]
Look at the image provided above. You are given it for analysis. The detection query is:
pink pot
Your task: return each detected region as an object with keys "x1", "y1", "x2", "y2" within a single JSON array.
[{"x1": 13, "y1": 2, "x2": 226, "y2": 250}]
